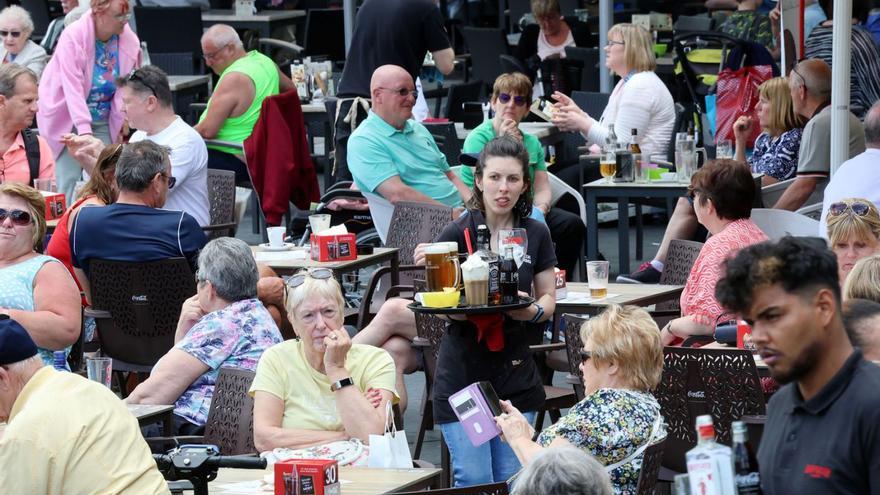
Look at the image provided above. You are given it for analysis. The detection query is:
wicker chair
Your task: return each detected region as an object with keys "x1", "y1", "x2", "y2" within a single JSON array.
[
  {"x1": 653, "y1": 347, "x2": 766, "y2": 475},
  {"x1": 562, "y1": 314, "x2": 589, "y2": 400},
  {"x1": 654, "y1": 239, "x2": 704, "y2": 317},
  {"x1": 635, "y1": 439, "x2": 666, "y2": 495},
  {"x1": 203, "y1": 169, "x2": 237, "y2": 239},
  {"x1": 397, "y1": 482, "x2": 508, "y2": 495}
]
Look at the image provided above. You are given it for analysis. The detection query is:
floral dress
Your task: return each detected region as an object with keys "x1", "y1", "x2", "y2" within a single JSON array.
[
  {"x1": 173, "y1": 298, "x2": 283, "y2": 427},
  {"x1": 749, "y1": 128, "x2": 802, "y2": 182},
  {"x1": 87, "y1": 35, "x2": 119, "y2": 122},
  {"x1": 537, "y1": 388, "x2": 665, "y2": 495}
]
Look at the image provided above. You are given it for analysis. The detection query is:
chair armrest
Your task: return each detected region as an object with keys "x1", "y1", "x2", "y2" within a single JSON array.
[
  {"x1": 411, "y1": 337, "x2": 431, "y2": 349},
  {"x1": 83, "y1": 308, "x2": 111, "y2": 319},
  {"x1": 529, "y1": 342, "x2": 566, "y2": 353},
  {"x1": 202, "y1": 222, "x2": 237, "y2": 232},
  {"x1": 204, "y1": 139, "x2": 244, "y2": 152},
  {"x1": 258, "y1": 37, "x2": 304, "y2": 52},
  {"x1": 357, "y1": 264, "x2": 426, "y2": 329}
]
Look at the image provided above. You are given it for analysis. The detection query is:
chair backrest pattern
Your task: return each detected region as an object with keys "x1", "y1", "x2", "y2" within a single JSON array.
[
  {"x1": 635, "y1": 439, "x2": 666, "y2": 495},
  {"x1": 385, "y1": 201, "x2": 453, "y2": 265},
  {"x1": 562, "y1": 314, "x2": 588, "y2": 400},
  {"x1": 654, "y1": 347, "x2": 765, "y2": 472},
  {"x1": 656, "y1": 240, "x2": 703, "y2": 312},
  {"x1": 206, "y1": 169, "x2": 237, "y2": 238},
  {"x1": 203, "y1": 368, "x2": 258, "y2": 455},
  {"x1": 90, "y1": 258, "x2": 197, "y2": 365}
]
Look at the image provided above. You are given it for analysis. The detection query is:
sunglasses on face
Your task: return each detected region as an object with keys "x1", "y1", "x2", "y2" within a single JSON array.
[
  {"x1": 158, "y1": 172, "x2": 176, "y2": 189},
  {"x1": 378, "y1": 87, "x2": 418, "y2": 99},
  {"x1": 0, "y1": 30, "x2": 21, "y2": 38},
  {"x1": 0, "y1": 208, "x2": 33, "y2": 226},
  {"x1": 829, "y1": 201, "x2": 871, "y2": 217},
  {"x1": 498, "y1": 93, "x2": 528, "y2": 107}
]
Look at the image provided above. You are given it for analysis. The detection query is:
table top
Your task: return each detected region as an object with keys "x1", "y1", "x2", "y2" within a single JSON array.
[
  {"x1": 168, "y1": 74, "x2": 212, "y2": 92},
  {"x1": 583, "y1": 177, "x2": 689, "y2": 190},
  {"x1": 212, "y1": 466, "x2": 442, "y2": 494},
  {"x1": 455, "y1": 121, "x2": 559, "y2": 141},
  {"x1": 250, "y1": 246, "x2": 398, "y2": 273},
  {"x1": 127, "y1": 404, "x2": 174, "y2": 420},
  {"x1": 202, "y1": 9, "x2": 305, "y2": 21},
  {"x1": 556, "y1": 282, "x2": 683, "y2": 312}
]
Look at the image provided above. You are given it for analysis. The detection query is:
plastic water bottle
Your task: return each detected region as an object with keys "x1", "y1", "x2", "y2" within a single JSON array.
[{"x1": 53, "y1": 351, "x2": 68, "y2": 371}]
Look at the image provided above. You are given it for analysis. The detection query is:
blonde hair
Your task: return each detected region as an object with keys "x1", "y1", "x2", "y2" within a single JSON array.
[
  {"x1": 0, "y1": 183, "x2": 46, "y2": 252},
  {"x1": 492, "y1": 72, "x2": 532, "y2": 102},
  {"x1": 580, "y1": 304, "x2": 663, "y2": 391},
  {"x1": 827, "y1": 198, "x2": 880, "y2": 247},
  {"x1": 284, "y1": 274, "x2": 345, "y2": 329},
  {"x1": 759, "y1": 77, "x2": 806, "y2": 137},
  {"x1": 843, "y1": 254, "x2": 880, "y2": 303},
  {"x1": 608, "y1": 23, "x2": 656, "y2": 73},
  {"x1": 530, "y1": 0, "x2": 561, "y2": 18}
]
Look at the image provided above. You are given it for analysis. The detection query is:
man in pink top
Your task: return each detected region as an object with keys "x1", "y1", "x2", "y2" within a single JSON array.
[
  {"x1": 0, "y1": 64, "x2": 53, "y2": 185},
  {"x1": 660, "y1": 159, "x2": 769, "y2": 345}
]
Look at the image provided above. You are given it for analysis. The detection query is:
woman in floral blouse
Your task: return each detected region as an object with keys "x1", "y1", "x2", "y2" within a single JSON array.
[
  {"x1": 126, "y1": 237, "x2": 283, "y2": 434},
  {"x1": 496, "y1": 305, "x2": 665, "y2": 494}
]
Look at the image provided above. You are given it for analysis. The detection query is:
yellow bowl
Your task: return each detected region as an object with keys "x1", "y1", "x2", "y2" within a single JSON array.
[{"x1": 418, "y1": 290, "x2": 461, "y2": 308}]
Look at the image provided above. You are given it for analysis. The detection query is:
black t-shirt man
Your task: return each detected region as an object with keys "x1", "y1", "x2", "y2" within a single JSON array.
[
  {"x1": 758, "y1": 349, "x2": 880, "y2": 494},
  {"x1": 337, "y1": 0, "x2": 451, "y2": 98}
]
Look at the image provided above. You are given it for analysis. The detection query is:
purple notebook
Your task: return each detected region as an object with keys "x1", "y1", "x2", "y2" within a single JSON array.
[{"x1": 448, "y1": 381, "x2": 504, "y2": 447}]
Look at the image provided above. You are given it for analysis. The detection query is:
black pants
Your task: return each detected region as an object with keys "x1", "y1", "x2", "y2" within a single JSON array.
[
  {"x1": 332, "y1": 98, "x2": 370, "y2": 185},
  {"x1": 546, "y1": 206, "x2": 585, "y2": 280},
  {"x1": 207, "y1": 148, "x2": 250, "y2": 184}
]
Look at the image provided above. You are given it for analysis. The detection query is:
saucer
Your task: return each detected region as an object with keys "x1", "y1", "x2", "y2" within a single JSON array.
[{"x1": 259, "y1": 242, "x2": 295, "y2": 252}]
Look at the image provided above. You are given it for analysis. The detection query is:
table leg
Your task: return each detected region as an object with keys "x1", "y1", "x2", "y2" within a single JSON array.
[
  {"x1": 390, "y1": 250, "x2": 400, "y2": 287},
  {"x1": 162, "y1": 410, "x2": 174, "y2": 437},
  {"x1": 585, "y1": 190, "x2": 599, "y2": 261},
  {"x1": 635, "y1": 203, "x2": 643, "y2": 260},
  {"x1": 617, "y1": 197, "x2": 630, "y2": 276}
]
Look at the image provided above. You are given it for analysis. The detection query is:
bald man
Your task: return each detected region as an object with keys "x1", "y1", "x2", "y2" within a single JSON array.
[
  {"x1": 774, "y1": 58, "x2": 865, "y2": 211},
  {"x1": 194, "y1": 24, "x2": 294, "y2": 183},
  {"x1": 347, "y1": 65, "x2": 470, "y2": 207}
]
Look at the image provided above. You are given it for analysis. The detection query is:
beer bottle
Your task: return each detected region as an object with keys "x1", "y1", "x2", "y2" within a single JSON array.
[
  {"x1": 476, "y1": 225, "x2": 501, "y2": 305},
  {"x1": 732, "y1": 421, "x2": 762, "y2": 494},
  {"x1": 499, "y1": 245, "x2": 519, "y2": 305}
]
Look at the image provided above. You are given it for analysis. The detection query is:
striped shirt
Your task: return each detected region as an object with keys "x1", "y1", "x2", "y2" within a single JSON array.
[
  {"x1": 749, "y1": 128, "x2": 802, "y2": 182},
  {"x1": 805, "y1": 25, "x2": 880, "y2": 119}
]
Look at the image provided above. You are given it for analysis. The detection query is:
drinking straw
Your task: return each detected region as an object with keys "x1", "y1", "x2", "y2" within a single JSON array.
[{"x1": 464, "y1": 227, "x2": 474, "y2": 255}]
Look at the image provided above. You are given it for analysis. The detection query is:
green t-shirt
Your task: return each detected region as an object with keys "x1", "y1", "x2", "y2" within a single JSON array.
[
  {"x1": 459, "y1": 119, "x2": 547, "y2": 188},
  {"x1": 198, "y1": 51, "x2": 280, "y2": 154}
]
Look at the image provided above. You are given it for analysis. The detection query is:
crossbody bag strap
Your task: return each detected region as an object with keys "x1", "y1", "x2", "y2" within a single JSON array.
[{"x1": 603, "y1": 410, "x2": 664, "y2": 473}]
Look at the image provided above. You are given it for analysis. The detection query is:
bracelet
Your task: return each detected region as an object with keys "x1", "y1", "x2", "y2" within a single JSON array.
[{"x1": 529, "y1": 302, "x2": 545, "y2": 323}]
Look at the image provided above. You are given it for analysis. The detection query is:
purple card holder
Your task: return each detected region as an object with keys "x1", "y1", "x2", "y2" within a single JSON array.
[{"x1": 448, "y1": 381, "x2": 503, "y2": 447}]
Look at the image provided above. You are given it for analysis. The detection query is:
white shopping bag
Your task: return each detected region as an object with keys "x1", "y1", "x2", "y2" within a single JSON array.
[{"x1": 368, "y1": 401, "x2": 412, "y2": 468}]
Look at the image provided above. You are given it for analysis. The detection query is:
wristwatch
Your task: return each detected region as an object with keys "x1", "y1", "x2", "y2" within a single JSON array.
[{"x1": 330, "y1": 377, "x2": 354, "y2": 392}]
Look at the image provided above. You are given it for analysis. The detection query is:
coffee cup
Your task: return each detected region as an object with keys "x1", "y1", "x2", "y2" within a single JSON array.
[
  {"x1": 267, "y1": 226, "x2": 286, "y2": 248},
  {"x1": 461, "y1": 253, "x2": 489, "y2": 306}
]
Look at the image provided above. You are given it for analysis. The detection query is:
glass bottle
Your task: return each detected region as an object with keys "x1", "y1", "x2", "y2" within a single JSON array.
[
  {"x1": 499, "y1": 246, "x2": 519, "y2": 305},
  {"x1": 732, "y1": 421, "x2": 762, "y2": 494},
  {"x1": 476, "y1": 225, "x2": 501, "y2": 305},
  {"x1": 685, "y1": 415, "x2": 736, "y2": 495}
]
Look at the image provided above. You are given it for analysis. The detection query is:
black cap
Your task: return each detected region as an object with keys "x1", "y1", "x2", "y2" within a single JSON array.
[
  {"x1": 0, "y1": 316, "x2": 39, "y2": 365},
  {"x1": 458, "y1": 152, "x2": 480, "y2": 167}
]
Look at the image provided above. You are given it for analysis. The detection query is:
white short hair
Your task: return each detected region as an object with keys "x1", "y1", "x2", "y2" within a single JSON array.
[
  {"x1": 512, "y1": 446, "x2": 613, "y2": 495},
  {"x1": 0, "y1": 6, "x2": 34, "y2": 36},
  {"x1": 202, "y1": 24, "x2": 243, "y2": 49}
]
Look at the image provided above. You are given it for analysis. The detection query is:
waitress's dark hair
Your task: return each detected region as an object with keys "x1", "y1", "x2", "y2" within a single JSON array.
[{"x1": 467, "y1": 136, "x2": 533, "y2": 218}]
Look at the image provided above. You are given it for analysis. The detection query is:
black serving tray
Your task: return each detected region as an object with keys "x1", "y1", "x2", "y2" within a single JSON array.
[{"x1": 407, "y1": 296, "x2": 534, "y2": 315}]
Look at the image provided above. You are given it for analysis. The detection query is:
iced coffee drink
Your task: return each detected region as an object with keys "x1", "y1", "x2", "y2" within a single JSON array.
[{"x1": 461, "y1": 253, "x2": 489, "y2": 306}]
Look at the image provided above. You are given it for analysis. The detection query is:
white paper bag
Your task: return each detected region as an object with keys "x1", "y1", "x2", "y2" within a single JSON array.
[{"x1": 368, "y1": 402, "x2": 412, "y2": 468}]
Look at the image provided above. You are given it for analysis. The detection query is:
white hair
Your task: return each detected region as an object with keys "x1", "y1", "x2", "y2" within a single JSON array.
[
  {"x1": 512, "y1": 446, "x2": 614, "y2": 495},
  {"x1": 202, "y1": 24, "x2": 243, "y2": 50},
  {"x1": 0, "y1": 6, "x2": 35, "y2": 36}
]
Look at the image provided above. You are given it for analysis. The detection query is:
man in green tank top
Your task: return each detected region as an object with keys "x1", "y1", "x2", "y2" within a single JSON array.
[{"x1": 195, "y1": 24, "x2": 294, "y2": 182}]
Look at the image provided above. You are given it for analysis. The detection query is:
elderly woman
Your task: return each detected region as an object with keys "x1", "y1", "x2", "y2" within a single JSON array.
[
  {"x1": 126, "y1": 237, "x2": 283, "y2": 434},
  {"x1": 37, "y1": 0, "x2": 140, "y2": 203},
  {"x1": 843, "y1": 254, "x2": 880, "y2": 303},
  {"x1": 432, "y1": 136, "x2": 557, "y2": 487},
  {"x1": 497, "y1": 305, "x2": 664, "y2": 493},
  {"x1": 511, "y1": 446, "x2": 613, "y2": 495},
  {"x1": 0, "y1": 6, "x2": 48, "y2": 77},
  {"x1": 46, "y1": 144, "x2": 120, "y2": 305},
  {"x1": 461, "y1": 72, "x2": 584, "y2": 277},
  {"x1": 826, "y1": 198, "x2": 880, "y2": 287},
  {"x1": 660, "y1": 160, "x2": 768, "y2": 345},
  {"x1": 551, "y1": 23, "x2": 675, "y2": 160},
  {"x1": 250, "y1": 270, "x2": 396, "y2": 451},
  {"x1": 0, "y1": 183, "x2": 81, "y2": 365}
]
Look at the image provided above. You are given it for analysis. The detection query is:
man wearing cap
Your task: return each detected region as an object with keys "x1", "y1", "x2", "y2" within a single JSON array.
[{"x1": 0, "y1": 317, "x2": 170, "y2": 493}]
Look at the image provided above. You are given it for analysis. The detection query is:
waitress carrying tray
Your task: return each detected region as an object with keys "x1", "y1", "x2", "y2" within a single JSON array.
[{"x1": 407, "y1": 296, "x2": 534, "y2": 315}]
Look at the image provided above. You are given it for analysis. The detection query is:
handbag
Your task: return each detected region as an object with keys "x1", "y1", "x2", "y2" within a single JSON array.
[
  {"x1": 367, "y1": 401, "x2": 413, "y2": 468},
  {"x1": 714, "y1": 64, "x2": 774, "y2": 148}
]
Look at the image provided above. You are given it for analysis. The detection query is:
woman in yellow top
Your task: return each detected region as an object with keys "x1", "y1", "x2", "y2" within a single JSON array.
[{"x1": 250, "y1": 269, "x2": 398, "y2": 451}]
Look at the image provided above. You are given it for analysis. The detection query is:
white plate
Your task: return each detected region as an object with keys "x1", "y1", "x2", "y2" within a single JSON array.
[{"x1": 259, "y1": 242, "x2": 295, "y2": 251}]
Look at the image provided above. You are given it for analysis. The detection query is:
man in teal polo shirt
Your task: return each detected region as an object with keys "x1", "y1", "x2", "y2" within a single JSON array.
[{"x1": 348, "y1": 65, "x2": 470, "y2": 208}]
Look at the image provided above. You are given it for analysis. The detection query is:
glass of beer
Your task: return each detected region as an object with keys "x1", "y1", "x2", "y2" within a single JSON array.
[
  {"x1": 586, "y1": 260, "x2": 609, "y2": 298},
  {"x1": 440, "y1": 241, "x2": 461, "y2": 289},
  {"x1": 599, "y1": 158, "x2": 617, "y2": 183},
  {"x1": 425, "y1": 243, "x2": 460, "y2": 292}
]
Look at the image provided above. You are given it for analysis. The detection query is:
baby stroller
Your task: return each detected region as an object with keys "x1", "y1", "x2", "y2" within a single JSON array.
[{"x1": 287, "y1": 181, "x2": 381, "y2": 247}]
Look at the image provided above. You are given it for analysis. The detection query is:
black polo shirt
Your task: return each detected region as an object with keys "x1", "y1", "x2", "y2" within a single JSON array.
[
  {"x1": 337, "y1": 0, "x2": 451, "y2": 98},
  {"x1": 757, "y1": 349, "x2": 880, "y2": 494}
]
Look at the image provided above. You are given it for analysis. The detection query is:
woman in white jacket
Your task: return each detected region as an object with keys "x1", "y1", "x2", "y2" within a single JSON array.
[
  {"x1": 0, "y1": 6, "x2": 48, "y2": 78},
  {"x1": 551, "y1": 23, "x2": 674, "y2": 160}
]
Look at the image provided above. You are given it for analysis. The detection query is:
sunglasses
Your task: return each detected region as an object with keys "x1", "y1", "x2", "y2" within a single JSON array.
[
  {"x1": 579, "y1": 349, "x2": 592, "y2": 362},
  {"x1": 159, "y1": 172, "x2": 176, "y2": 189},
  {"x1": 0, "y1": 208, "x2": 33, "y2": 226},
  {"x1": 127, "y1": 69, "x2": 158, "y2": 97},
  {"x1": 498, "y1": 93, "x2": 528, "y2": 107},
  {"x1": 829, "y1": 201, "x2": 871, "y2": 217},
  {"x1": 687, "y1": 186, "x2": 700, "y2": 200},
  {"x1": 0, "y1": 30, "x2": 21, "y2": 38},
  {"x1": 285, "y1": 268, "x2": 334, "y2": 289},
  {"x1": 378, "y1": 87, "x2": 418, "y2": 99}
]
